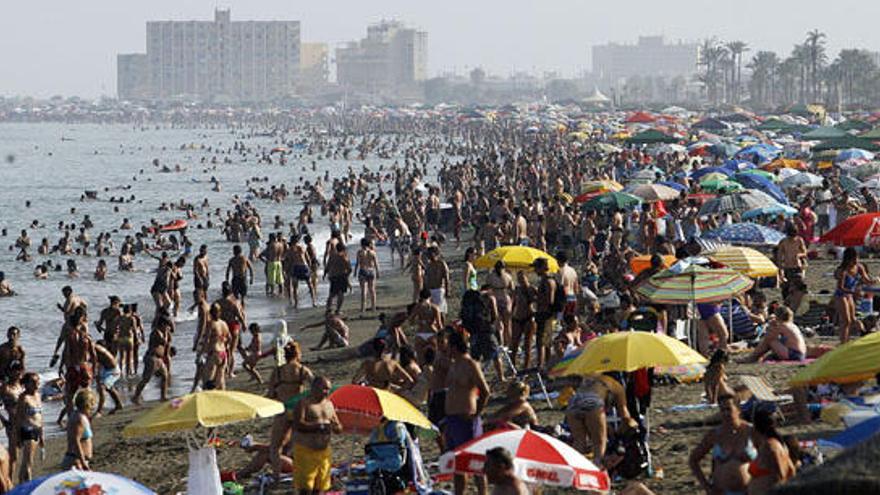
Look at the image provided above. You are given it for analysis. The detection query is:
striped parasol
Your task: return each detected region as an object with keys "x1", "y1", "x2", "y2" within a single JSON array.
[
  {"x1": 705, "y1": 246, "x2": 779, "y2": 278},
  {"x1": 635, "y1": 265, "x2": 754, "y2": 304}
]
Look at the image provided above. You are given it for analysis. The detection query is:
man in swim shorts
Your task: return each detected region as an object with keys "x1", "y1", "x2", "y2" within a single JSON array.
[{"x1": 291, "y1": 376, "x2": 342, "y2": 495}]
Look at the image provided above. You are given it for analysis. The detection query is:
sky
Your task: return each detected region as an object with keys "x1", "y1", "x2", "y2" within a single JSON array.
[{"x1": 0, "y1": 0, "x2": 878, "y2": 98}]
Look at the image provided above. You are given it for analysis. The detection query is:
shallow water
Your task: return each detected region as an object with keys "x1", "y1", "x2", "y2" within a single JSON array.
[{"x1": 0, "y1": 123, "x2": 414, "y2": 413}]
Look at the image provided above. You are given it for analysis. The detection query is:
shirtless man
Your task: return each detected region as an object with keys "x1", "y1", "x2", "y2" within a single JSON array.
[
  {"x1": 131, "y1": 319, "x2": 173, "y2": 404},
  {"x1": 93, "y1": 341, "x2": 123, "y2": 415},
  {"x1": 424, "y1": 247, "x2": 450, "y2": 315},
  {"x1": 324, "y1": 243, "x2": 351, "y2": 315},
  {"x1": 512, "y1": 207, "x2": 528, "y2": 245},
  {"x1": 444, "y1": 330, "x2": 491, "y2": 495},
  {"x1": 0, "y1": 272, "x2": 13, "y2": 297},
  {"x1": 744, "y1": 306, "x2": 807, "y2": 362},
  {"x1": 59, "y1": 310, "x2": 97, "y2": 422},
  {"x1": 556, "y1": 252, "x2": 579, "y2": 316},
  {"x1": 14, "y1": 230, "x2": 31, "y2": 262},
  {"x1": 216, "y1": 282, "x2": 247, "y2": 377},
  {"x1": 409, "y1": 289, "x2": 443, "y2": 359},
  {"x1": 263, "y1": 233, "x2": 286, "y2": 297},
  {"x1": 291, "y1": 376, "x2": 343, "y2": 495},
  {"x1": 485, "y1": 448, "x2": 528, "y2": 495},
  {"x1": 95, "y1": 296, "x2": 122, "y2": 356},
  {"x1": 285, "y1": 235, "x2": 315, "y2": 309},
  {"x1": 427, "y1": 330, "x2": 452, "y2": 448},
  {"x1": 193, "y1": 244, "x2": 210, "y2": 302},
  {"x1": 355, "y1": 238, "x2": 380, "y2": 313},
  {"x1": 776, "y1": 223, "x2": 808, "y2": 313},
  {"x1": 57, "y1": 286, "x2": 87, "y2": 323},
  {"x1": 351, "y1": 338, "x2": 413, "y2": 390},
  {"x1": 225, "y1": 245, "x2": 254, "y2": 306}
]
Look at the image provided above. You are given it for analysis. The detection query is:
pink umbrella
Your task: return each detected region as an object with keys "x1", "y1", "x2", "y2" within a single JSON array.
[{"x1": 439, "y1": 428, "x2": 610, "y2": 492}]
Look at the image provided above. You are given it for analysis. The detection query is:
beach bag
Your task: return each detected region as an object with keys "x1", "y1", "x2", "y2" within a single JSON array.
[{"x1": 188, "y1": 446, "x2": 223, "y2": 495}]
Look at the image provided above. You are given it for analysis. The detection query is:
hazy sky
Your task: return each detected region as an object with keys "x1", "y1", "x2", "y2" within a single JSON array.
[{"x1": 1, "y1": 0, "x2": 878, "y2": 98}]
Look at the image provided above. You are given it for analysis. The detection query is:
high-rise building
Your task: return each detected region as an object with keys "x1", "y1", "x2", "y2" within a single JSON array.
[
  {"x1": 336, "y1": 21, "x2": 427, "y2": 97},
  {"x1": 117, "y1": 54, "x2": 149, "y2": 100},
  {"x1": 592, "y1": 36, "x2": 699, "y2": 81},
  {"x1": 300, "y1": 42, "x2": 330, "y2": 92},
  {"x1": 119, "y1": 9, "x2": 300, "y2": 102}
]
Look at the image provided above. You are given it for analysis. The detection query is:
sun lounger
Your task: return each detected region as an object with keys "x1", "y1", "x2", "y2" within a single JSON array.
[{"x1": 739, "y1": 375, "x2": 793, "y2": 421}]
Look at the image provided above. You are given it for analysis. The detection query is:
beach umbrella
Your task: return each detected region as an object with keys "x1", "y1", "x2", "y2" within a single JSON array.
[
  {"x1": 581, "y1": 191, "x2": 641, "y2": 212},
  {"x1": 8, "y1": 471, "x2": 155, "y2": 495},
  {"x1": 474, "y1": 246, "x2": 559, "y2": 273},
  {"x1": 838, "y1": 175, "x2": 865, "y2": 196},
  {"x1": 629, "y1": 169, "x2": 664, "y2": 184},
  {"x1": 626, "y1": 111, "x2": 656, "y2": 124},
  {"x1": 735, "y1": 144, "x2": 780, "y2": 164},
  {"x1": 699, "y1": 172, "x2": 732, "y2": 184},
  {"x1": 722, "y1": 159, "x2": 756, "y2": 172},
  {"x1": 123, "y1": 390, "x2": 283, "y2": 438},
  {"x1": 790, "y1": 332, "x2": 880, "y2": 386},
  {"x1": 629, "y1": 254, "x2": 677, "y2": 275},
  {"x1": 700, "y1": 179, "x2": 743, "y2": 192},
  {"x1": 851, "y1": 162, "x2": 880, "y2": 180},
  {"x1": 627, "y1": 184, "x2": 680, "y2": 202},
  {"x1": 699, "y1": 190, "x2": 780, "y2": 216},
  {"x1": 581, "y1": 180, "x2": 623, "y2": 194},
  {"x1": 741, "y1": 204, "x2": 798, "y2": 219},
  {"x1": 702, "y1": 222, "x2": 785, "y2": 247},
  {"x1": 781, "y1": 172, "x2": 824, "y2": 189},
  {"x1": 818, "y1": 213, "x2": 880, "y2": 247},
  {"x1": 329, "y1": 384, "x2": 434, "y2": 433},
  {"x1": 710, "y1": 142, "x2": 741, "y2": 158},
  {"x1": 627, "y1": 129, "x2": 678, "y2": 144},
  {"x1": 635, "y1": 265, "x2": 754, "y2": 305},
  {"x1": 737, "y1": 168, "x2": 777, "y2": 182},
  {"x1": 836, "y1": 148, "x2": 875, "y2": 163},
  {"x1": 559, "y1": 331, "x2": 707, "y2": 376},
  {"x1": 657, "y1": 180, "x2": 687, "y2": 192},
  {"x1": 733, "y1": 173, "x2": 788, "y2": 204},
  {"x1": 439, "y1": 429, "x2": 610, "y2": 492},
  {"x1": 690, "y1": 166, "x2": 733, "y2": 181},
  {"x1": 654, "y1": 143, "x2": 686, "y2": 154},
  {"x1": 705, "y1": 246, "x2": 778, "y2": 278}
]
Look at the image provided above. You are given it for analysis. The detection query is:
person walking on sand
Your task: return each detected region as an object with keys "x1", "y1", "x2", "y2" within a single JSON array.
[
  {"x1": 291, "y1": 376, "x2": 343, "y2": 495},
  {"x1": 424, "y1": 246, "x2": 450, "y2": 315},
  {"x1": 193, "y1": 244, "x2": 210, "y2": 302},
  {"x1": 324, "y1": 243, "x2": 351, "y2": 315},
  {"x1": 226, "y1": 244, "x2": 254, "y2": 306},
  {"x1": 61, "y1": 390, "x2": 95, "y2": 470},
  {"x1": 355, "y1": 238, "x2": 380, "y2": 313},
  {"x1": 285, "y1": 235, "x2": 315, "y2": 309},
  {"x1": 776, "y1": 223, "x2": 808, "y2": 314},
  {"x1": 93, "y1": 341, "x2": 123, "y2": 416},
  {"x1": 12, "y1": 372, "x2": 42, "y2": 483}
]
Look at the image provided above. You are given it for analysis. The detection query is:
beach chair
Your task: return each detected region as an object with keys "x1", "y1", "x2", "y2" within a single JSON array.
[{"x1": 739, "y1": 375, "x2": 793, "y2": 421}]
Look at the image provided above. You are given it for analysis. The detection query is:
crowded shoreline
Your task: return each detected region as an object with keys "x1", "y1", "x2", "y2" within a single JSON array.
[{"x1": 1, "y1": 106, "x2": 880, "y2": 495}]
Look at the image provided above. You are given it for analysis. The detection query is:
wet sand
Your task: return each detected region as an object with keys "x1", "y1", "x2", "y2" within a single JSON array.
[{"x1": 31, "y1": 249, "x2": 863, "y2": 494}]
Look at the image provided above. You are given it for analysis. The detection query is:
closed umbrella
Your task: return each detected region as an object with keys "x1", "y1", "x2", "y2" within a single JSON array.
[
  {"x1": 790, "y1": 332, "x2": 880, "y2": 386},
  {"x1": 702, "y1": 222, "x2": 785, "y2": 247}
]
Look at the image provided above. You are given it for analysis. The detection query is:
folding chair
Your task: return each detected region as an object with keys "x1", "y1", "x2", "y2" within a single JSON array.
[
  {"x1": 494, "y1": 345, "x2": 553, "y2": 408},
  {"x1": 739, "y1": 375, "x2": 794, "y2": 422}
]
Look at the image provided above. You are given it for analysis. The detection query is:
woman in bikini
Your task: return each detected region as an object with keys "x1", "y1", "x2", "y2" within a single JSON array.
[
  {"x1": 486, "y1": 261, "x2": 514, "y2": 347},
  {"x1": 565, "y1": 373, "x2": 635, "y2": 463},
  {"x1": 204, "y1": 303, "x2": 230, "y2": 390},
  {"x1": 510, "y1": 270, "x2": 537, "y2": 369},
  {"x1": 62, "y1": 390, "x2": 95, "y2": 470},
  {"x1": 463, "y1": 247, "x2": 479, "y2": 294},
  {"x1": 12, "y1": 372, "x2": 42, "y2": 483},
  {"x1": 834, "y1": 247, "x2": 875, "y2": 343},
  {"x1": 748, "y1": 409, "x2": 796, "y2": 495},
  {"x1": 406, "y1": 248, "x2": 425, "y2": 304},
  {"x1": 690, "y1": 393, "x2": 755, "y2": 495}
]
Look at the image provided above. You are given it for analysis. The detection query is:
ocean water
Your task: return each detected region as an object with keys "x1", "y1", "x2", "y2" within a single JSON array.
[{"x1": 0, "y1": 122, "x2": 408, "y2": 408}]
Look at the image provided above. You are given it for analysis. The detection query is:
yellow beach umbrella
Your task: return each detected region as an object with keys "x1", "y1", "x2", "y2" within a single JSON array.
[
  {"x1": 329, "y1": 384, "x2": 434, "y2": 433},
  {"x1": 559, "y1": 331, "x2": 707, "y2": 375},
  {"x1": 790, "y1": 332, "x2": 880, "y2": 387},
  {"x1": 474, "y1": 246, "x2": 559, "y2": 273},
  {"x1": 581, "y1": 180, "x2": 623, "y2": 194},
  {"x1": 123, "y1": 390, "x2": 284, "y2": 438},
  {"x1": 706, "y1": 246, "x2": 778, "y2": 278}
]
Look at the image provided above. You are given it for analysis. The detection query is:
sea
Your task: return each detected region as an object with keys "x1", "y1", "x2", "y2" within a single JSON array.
[{"x1": 0, "y1": 122, "x2": 417, "y2": 423}]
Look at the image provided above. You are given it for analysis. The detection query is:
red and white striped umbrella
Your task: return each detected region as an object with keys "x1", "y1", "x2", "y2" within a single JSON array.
[{"x1": 439, "y1": 428, "x2": 610, "y2": 492}]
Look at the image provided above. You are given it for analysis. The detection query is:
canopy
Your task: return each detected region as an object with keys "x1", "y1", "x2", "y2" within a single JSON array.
[
  {"x1": 818, "y1": 213, "x2": 880, "y2": 247},
  {"x1": 557, "y1": 331, "x2": 707, "y2": 375},
  {"x1": 802, "y1": 126, "x2": 847, "y2": 140},
  {"x1": 700, "y1": 179, "x2": 743, "y2": 192},
  {"x1": 581, "y1": 191, "x2": 641, "y2": 211},
  {"x1": 627, "y1": 129, "x2": 678, "y2": 144},
  {"x1": 625, "y1": 111, "x2": 656, "y2": 124},
  {"x1": 474, "y1": 246, "x2": 559, "y2": 273},
  {"x1": 742, "y1": 204, "x2": 798, "y2": 219},
  {"x1": 813, "y1": 136, "x2": 880, "y2": 152},
  {"x1": 702, "y1": 222, "x2": 785, "y2": 247},
  {"x1": 635, "y1": 265, "x2": 753, "y2": 304},
  {"x1": 690, "y1": 166, "x2": 733, "y2": 181},
  {"x1": 439, "y1": 429, "x2": 610, "y2": 492},
  {"x1": 692, "y1": 118, "x2": 731, "y2": 131},
  {"x1": 329, "y1": 384, "x2": 434, "y2": 432},
  {"x1": 699, "y1": 190, "x2": 780, "y2": 216},
  {"x1": 627, "y1": 184, "x2": 680, "y2": 202},
  {"x1": 123, "y1": 391, "x2": 283, "y2": 438},
  {"x1": 705, "y1": 246, "x2": 778, "y2": 278},
  {"x1": 733, "y1": 173, "x2": 788, "y2": 204},
  {"x1": 581, "y1": 179, "x2": 623, "y2": 194},
  {"x1": 629, "y1": 254, "x2": 677, "y2": 275},
  {"x1": 781, "y1": 172, "x2": 824, "y2": 190},
  {"x1": 8, "y1": 471, "x2": 155, "y2": 495},
  {"x1": 836, "y1": 148, "x2": 876, "y2": 163},
  {"x1": 790, "y1": 332, "x2": 880, "y2": 386}
]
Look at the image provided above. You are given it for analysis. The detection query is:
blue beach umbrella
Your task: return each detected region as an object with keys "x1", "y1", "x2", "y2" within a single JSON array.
[
  {"x1": 702, "y1": 222, "x2": 785, "y2": 247},
  {"x1": 9, "y1": 471, "x2": 155, "y2": 495},
  {"x1": 733, "y1": 173, "x2": 789, "y2": 205},
  {"x1": 835, "y1": 148, "x2": 875, "y2": 163},
  {"x1": 690, "y1": 166, "x2": 733, "y2": 181},
  {"x1": 741, "y1": 204, "x2": 799, "y2": 219}
]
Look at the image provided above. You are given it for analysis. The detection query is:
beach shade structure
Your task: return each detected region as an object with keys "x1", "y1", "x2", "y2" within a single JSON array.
[
  {"x1": 802, "y1": 126, "x2": 848, "y2": 140},
  {"x1": 692, "y1": 118, "x2": 731, "y2": 131},
  {"x1": 756, "y1": 118, "x2": 792, "y2": 132},
  {"x1": 741, "y1": 203, "x2": 799, "y2": 220},
  {"x1": 557, "y1": 331, "x2": 708, "y2": 376},
  {"x1": 439, "y1": 428, "x2": 610, "y2": 492},
  {"x1": 581, "y1": 191, "x2": 641, "y2": 212},
  {"x1": 861, "y1": 126, "x2": 880, "y2": 140},
  {"x1": 773, "y1": 433, "x2": 880, "y2": 495},
  {"x1": 629, "y1": 254, "x2": 677, "y2": 275},
  {"x1": 781, "y1": 172, "x2": 824, "y2": 189},
  {"x1": 704, "y1": 246, "x2": 778, "y2": 278},
  {"x1": 835, "y1": 148, "x2": 875, "y2": 163},
  {"x1": 738, "y1": 168, "x2": 778, "y2": 183},
  {"x1": 710, "y1": 142, "x2": 741, "y2": 158},
  {"x1": 699, "y1": 190, "x2": 781, "y2": 216},
  {"x1": 581, "y1": 179, "x2": 623, "y2": 194},
  {"x1": 722, "y1": 159, "x2": 756, "y2": 173},
  {"x1": 819, "y1": 415, "x2": 880, "y2": 451},
  {"x1": 474, "y1": 246, "x2": 559, "y2": 273},
  {"x1": 629, "y1": 168, "x2": 665, "y2": 184},
  {"x1": 690, "y1": 166, "x2": 733, "y2": 181},
  {"x1": 635, "y1": 265, "x2": 754, "y2": 305},
  {"x1": 123, "y1": 390, "x2": 283, "y2": 438},
  {"x1": 329, "y1": 384, "x2": 434, "y2": 433},
  {"x1": 763, "y1": 158, "x2": 808, "y2": 171},
  {"x1": 657, "y1": 180, "x2": 687, "y2": 192},
  {"x1": 849, "y1": 161, "x2": 880, "y2": 180},
  {"x1": 625, "y1": 111, "x2": 656, "y2": 124},
  {"x1": 702, "y1": 222, "x2": 785, "y2": 247},
  {"x1": 836, "y1": 120, "x2": 873, "y2": 132},
  {"x1": 791, "y1": 332, "x2": 880, "y2": 387},
  {"x1": 735, "y1": 144, "x2": 780, "y2": 164},
  {"x1": 818, "y1": 213, "x2": 880, "y2": 247},
  {"x1": 626, "y1": 184, "x2": 681, "y2": 202},
  {"x1": 838, "y1": 174, "x2": 866, "y2": 196},
  {"x1": 813, "y1": 136, "x2": 880, "y2": 152},
  {"x1": 8, "y1": 471, "x2": 156, "y2": 495},
  {"x1": 627, "y1": 129, "x2": 679, "y2": 144},
  {"x1": 733, "y1": 173, "x2": 788, "y2": 204},
  {"x1": 699, "y1": 179, "x2": 743, "y2": 193},
  {"x1": 654, "y1": 143, "x2": 687, "y2": 154}
]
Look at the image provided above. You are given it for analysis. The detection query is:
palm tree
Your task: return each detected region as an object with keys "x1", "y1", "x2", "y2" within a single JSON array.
[
  {"x1": 748, "y1": 51, "x2": 780, "y2": 108},
  {"x1": 791, "y1": 44, "x2": 811, "y2": 103},
  {"x1": 725, "y1": 41, "x2": 749, "y2": 102},
  {"x1": 699, "y1": 38, "x2": 725, "y2": 105},
  {"x1": 805, "y1": 30, "x2": 827, "y2": 101}
]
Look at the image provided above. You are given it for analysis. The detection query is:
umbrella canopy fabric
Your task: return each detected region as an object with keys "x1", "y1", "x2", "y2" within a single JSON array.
[
  {"x1": 702, "y1": 222, "x2": 785, "y2": 247},
  {"x1": 699, "y1": 190, "x2": 780, "y2": 216},
  {"x1": 627, "y1": 184, "x2": 680, "y2": 202},
  {"x1": 123, "y1": 391, "x2": 283, "y2": 438},
  {"x1": 581, "y1": 180, "x2": 623, "y2": 194},
  {"x1": 742, "y1": 204, "x2": 798, "y2": 219},
  {"x1": 329, "y1": 384, "x2": 434, "y2": 432},
  {"x1": 733, "y1": 173, "x2": 788, "y2": 204},
  {"x1": 738, "y1": 168, "x2": 777, "y2": 182},
  {"x1": 813, "y1": 136, "x2": 880, "y2": 152},
  {"x1": 818, "y1": 213, "x2": 880, "y2": 247},
  {"x1": 735, "y1": 144, "x2": 780, "y2": 164},
  {"x1": 474, "y1": 246, "x2": 559, "y2": 273},
  {"x1": 627, "y1": 129, "x2": 678, "y2": 144},
  {"x1": 8, "y1": 471, "x2": 155, "y2": 495},
  {"x1": 439, "y1": 429, "x2": 610, "y2": 492},
  {"x1": 629, "y1": 254, "x2": 677, "y2": 275},
  {"x1": 836, "y1": 148, "x2": 875, "y2": 163},
  {"x1": 781, "y1": 172, "x2": 824, "y2": 189},
  {"x1": 705, "y1": 246, "x2": 778, "y2": 278},
  {"x1": 635, "y1": 265, "x2": 754, "y2": 304},
  {"x1": 690, "y1": 166, "x2": 733, "y2": 181},
  {"x1": 581, "y1": 191, "x2": 641, "y2": 211},
  {"x1": 559, "y1": 331, "x2": 707, "y2": 375},
  {"x1": 658, "y1": 180, "x2": 687, "y2": 192},
  {"x1": 802, "y1": 126, "x2": 847, "y2": 140},
  {"x1": 790, "y1": 332, "x2": 880, "y2": 386},
  {"x1": 700, "y1": 179, "x2": 743, "y2": 192}
]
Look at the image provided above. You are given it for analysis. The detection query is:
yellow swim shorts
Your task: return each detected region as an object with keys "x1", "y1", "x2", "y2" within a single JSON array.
[{"x1": 293, "y1": 443, "x2": 332, "y2": 491}]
